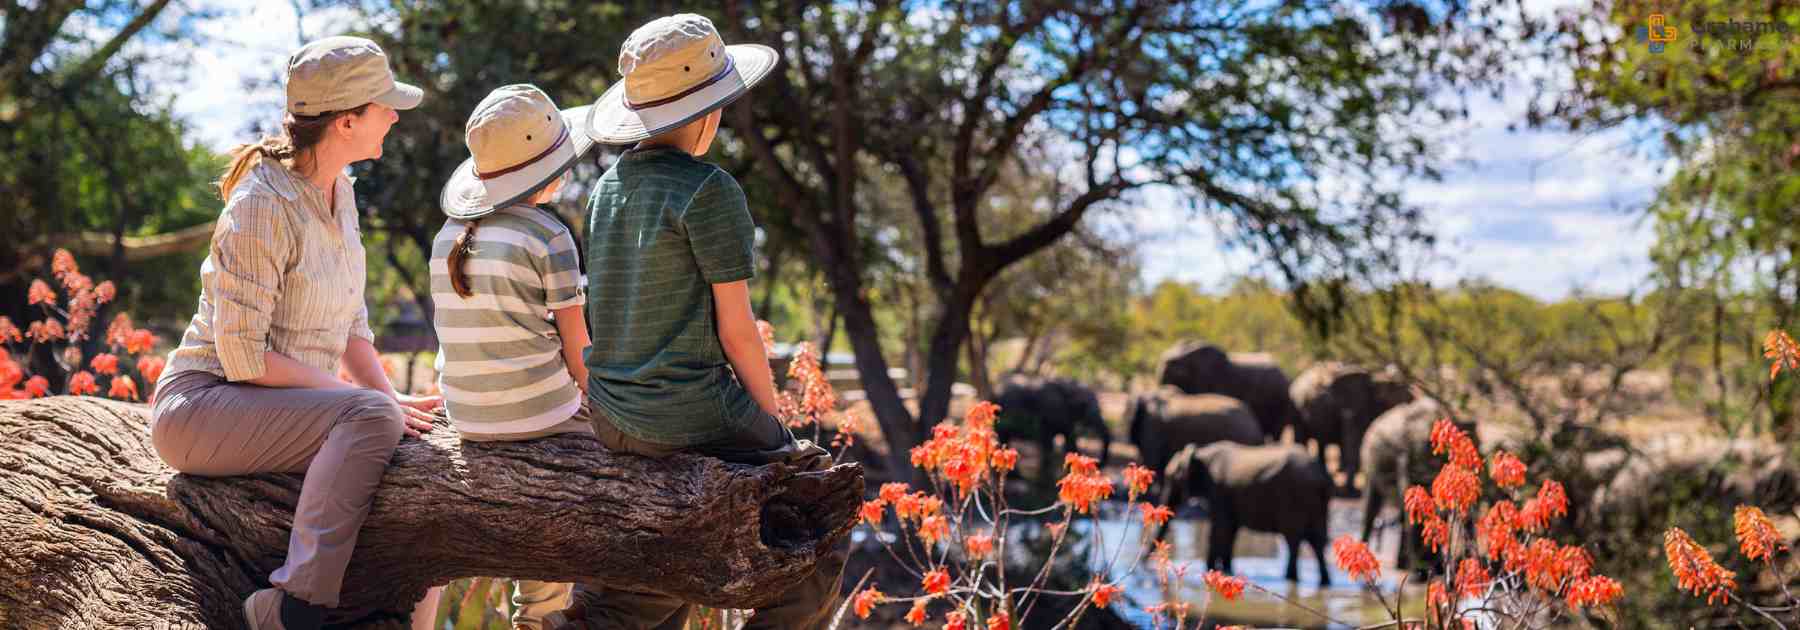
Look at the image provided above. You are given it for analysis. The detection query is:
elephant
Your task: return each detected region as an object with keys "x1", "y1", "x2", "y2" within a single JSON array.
[
  {"x1": 1157, "y1": 441, "x2": 1333, "y2": 585},
  {"x1": 1289, "y1": 362, "x2": 1414, "y2": 496},
  {"x1": 1157, "y1": 340, "x2": 1299, "y2": 441},
  {"x1": 1125, "y1": 387, "x2": 1262, "y2": 484},
  {"x1": 1358, "y1": 398, "x2": 1477, "y2": 575},
  {"x1": 1587, "y1": 434, "x2": 1800, "y2": 536},
  {"x1": 992, "y1": 374, "x2": 1112, "y2": 487}
]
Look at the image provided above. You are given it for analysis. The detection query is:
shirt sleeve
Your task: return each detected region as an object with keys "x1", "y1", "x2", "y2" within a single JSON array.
[
  {"x1": 542, "y1": 224, "x2": 586, "y2": 311},
  {"x1": 349, "y1": 305, "x2": 376, "y2": 344},
  {"x1": 682, "y1": 169, "x2": 757, "y2": 285},
  {"x1": 204, "y1": 194, "x2": 293, "y2": 382}
]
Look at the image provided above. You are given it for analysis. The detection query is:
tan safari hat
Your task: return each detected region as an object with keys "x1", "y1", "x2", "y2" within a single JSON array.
[
  {"x1": 585, "y1": 14, "x2": 779, "y2": 144},
  {"x1": 286, "y1": 36, "x2": 423, "y2": 117},
  {"x1": 441, "y1": 85, "x2": 596, "y2": 219}
]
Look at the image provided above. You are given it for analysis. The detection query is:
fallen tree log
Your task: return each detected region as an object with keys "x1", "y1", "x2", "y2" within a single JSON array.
[{"x1": 0, "y1": 396, "x2": 862, "y2": 629}]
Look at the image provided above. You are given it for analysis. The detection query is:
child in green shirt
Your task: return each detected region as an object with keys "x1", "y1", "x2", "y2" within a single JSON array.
[{"x1": 572, "y1": 13, "x2": 840, "y2": 630}]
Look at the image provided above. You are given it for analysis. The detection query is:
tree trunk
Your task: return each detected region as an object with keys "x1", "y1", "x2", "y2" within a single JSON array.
[
  {"x1": 967, "y1": 306, "x2": 993, "y2": 402},
  {"x1": 832, "y1": 274, "x2": 918, "y2": 480},
  {"x1": 0, "y1": 397, "x2": 861, "y2": 629},
  {"x1": 915, "y1": 289, "x2": 977, "y2": 436}
]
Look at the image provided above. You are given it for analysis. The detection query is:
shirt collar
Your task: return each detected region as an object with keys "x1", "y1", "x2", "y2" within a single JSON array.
[{"x1": 259, "y1": 160, "x2": 352, "y2": 209}]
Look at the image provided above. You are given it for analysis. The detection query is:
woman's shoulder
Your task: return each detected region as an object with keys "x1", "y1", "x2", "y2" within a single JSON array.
[{"x1": 223, "y1": 161, "x2": 306, "y2": 213}]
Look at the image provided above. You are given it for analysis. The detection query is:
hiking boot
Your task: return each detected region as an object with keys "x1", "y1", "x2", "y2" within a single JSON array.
[{"x1": 243, "y1": 588, "x2": 287, "y2": 630}]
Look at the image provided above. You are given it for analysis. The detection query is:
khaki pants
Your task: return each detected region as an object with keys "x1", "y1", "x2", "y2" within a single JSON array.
[
  {"x1": 573, "y1": 408, "x2": 846, "y2": 630},
  {"x1": 150, "y1": 370, "x2": 405, "y2": 608},
  {"x1": 461, "y1": 411, "x2": 594, "y2": 629}
]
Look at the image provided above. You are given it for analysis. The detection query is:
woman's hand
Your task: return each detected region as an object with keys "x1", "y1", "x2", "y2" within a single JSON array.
[{"x1": 394, "y1": 393, "x2": 442, "y2": 438}]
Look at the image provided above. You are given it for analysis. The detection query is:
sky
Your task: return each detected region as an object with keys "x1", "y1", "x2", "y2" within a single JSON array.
[{"x1": 145, "y1": 1, "x2": 1666, "y2": 302}]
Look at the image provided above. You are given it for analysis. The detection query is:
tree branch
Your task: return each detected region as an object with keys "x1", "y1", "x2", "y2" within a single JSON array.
[
  {"x1": 894, "y1": 154, "x2": 953, "y2": 290},
  {"x1": 57, "y1": 0, "x2": 174, "y2": 93}
]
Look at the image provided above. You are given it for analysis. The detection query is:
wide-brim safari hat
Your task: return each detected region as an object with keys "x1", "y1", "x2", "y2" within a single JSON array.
[
  {"x1": 441, "y1": 85, "x2": 596, "y2": 220},
  {"x1": 586, "y1": 14, "x2": 779, "y2": 145}
]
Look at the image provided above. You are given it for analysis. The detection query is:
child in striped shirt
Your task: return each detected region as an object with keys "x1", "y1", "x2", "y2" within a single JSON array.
[{"x1": 423, "y1": 84, "x2": 598, "y2": 629}]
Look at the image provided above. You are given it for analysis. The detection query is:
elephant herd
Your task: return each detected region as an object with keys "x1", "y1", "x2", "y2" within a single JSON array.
[
  {"x1": 990, "y1": 340, "x2": 1800, "y2": 589},
  {"x1": 991, "y1": 340, "x2": 1423, "y2": 584}
]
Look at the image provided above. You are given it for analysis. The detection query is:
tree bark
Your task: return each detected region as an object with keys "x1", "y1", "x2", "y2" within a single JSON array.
[{"x1": 0, "y1": 397, "x2": 861, "y2": 629}]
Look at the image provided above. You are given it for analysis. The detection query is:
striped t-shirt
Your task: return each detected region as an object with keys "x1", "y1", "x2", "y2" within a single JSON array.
[{"x1": 429, "y1": 204, "x2": 585, "y2": 438}]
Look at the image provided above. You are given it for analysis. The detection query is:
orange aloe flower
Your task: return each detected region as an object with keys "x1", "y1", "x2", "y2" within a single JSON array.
[
  {"x1": 1665, "y1": 527, "x2": 1737, "y2": 605},
  {"x1": 880, "y1": 482, "x2": 910, "y2": 503},
  {"x1": 1333, "y1": 535, "x2": 1381, "y2": 582},
  {"x1": 1204, "y1": 570, "x2": 1247, "y2": 601},
  {"x1": 1430, "y1": 418, "x2": 1481, "y2": 469},
  {"x1": 851, "y1": 587, "x2": 884, "y2": 619},
  {"x1": 1766, "y1": 330, "x2": 1800, "y2": 379},
  {"x1": 1734, "y1": 505, "x2": 1787, "y2": 564},
  {"x1": 921, "y1": 568, "x2": 951, "y2": 595},
  {"x1": 1139, "y1": 503, "x2": 1174, "y2": 529},
  {"x1": 108, "y1": 375, "x2": 137, "y2": 401},
  {"x1": 1403, "y1": 485, "x2": 1434, "y2": 524},
  {"x1": 91, "y1": 353, "x2": 119, "y2": 376},
  {"x1": 904, "y1": 599, "x2": 928, "y2": 625},
  {"x1": 27, "y1": 279, "x2": 56, "y2": 306},
  {"x1": 126, "y1": 329, "x2": 157, "y2": 356},
  {"x1": 963, "y1": 533, "x2": 995, "y2": 559},
  {"x1": 1478, "y1": 501, "x2": 1519, "y2": 560},
  {"x1": 859, "y1": 500, "x2": 885, "y2": 527},
  {"x1": 1123, "y1": 463, "x2": 1155, "y2": 497},
  {"x1": 918, "y1": 515, "x2": 949, "y2": 545},
  {"x1": 1489, "y1": 450, "x2": 1526, "y2": 489},
  {"x1": 24, "y1": 375, "x2": 49, "y2": 398},
  {"x1": 1432, "y1": 463, "x2": 1480, "y2": 514},
  {"x1": 964, "y1": 400, "x2": 999, "y2": 429},
  {"x1": 1566, "y1": 575, "x2": 1624, "y2": 609},
  {"x1": 985, "y1": 611, "x2": 1009, "y2": 630},
  {"x1": 1455, "y1": 558, "x2": 1490, "y2": 597},
  {"x1": 138, "y1": 356, "x2": 165, "y2": 384},
  {"x1": 68, "y1": 371, "x2": 99, "y2": 396},
  {"x1": 991, "y1": 447, "x2": 1019, "y2": 473},
  {"x1": 1091, "y1": 579, "x2": 1122, "y2": 607}
]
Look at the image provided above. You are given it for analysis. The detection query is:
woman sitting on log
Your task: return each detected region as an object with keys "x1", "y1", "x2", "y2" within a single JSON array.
[{"x1": 148, "y1": 36, "x2": 440, "y2": 630}]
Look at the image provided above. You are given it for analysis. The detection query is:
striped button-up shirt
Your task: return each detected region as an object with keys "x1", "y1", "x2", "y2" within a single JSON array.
[{"x1": 163, "y1": 159, "x2": 373, "y2": 384}]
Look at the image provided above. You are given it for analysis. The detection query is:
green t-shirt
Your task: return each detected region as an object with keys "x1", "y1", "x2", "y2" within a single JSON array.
[{"x1": 584, "y1": 146, "x2": 760, "y2": 446}]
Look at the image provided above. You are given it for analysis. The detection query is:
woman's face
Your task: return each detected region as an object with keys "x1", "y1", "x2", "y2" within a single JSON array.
[{"x1": 340, "y1": 103, "x2": 399, "y2": 161}]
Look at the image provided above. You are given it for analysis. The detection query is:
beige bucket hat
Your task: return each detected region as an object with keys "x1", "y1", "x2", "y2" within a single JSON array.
[
  {"x1": 585, "y1": 14, "x2": 779, "y2": 144},
  {"x1": 440, "y1": 85, "x2": 596, "y2": 219},
  {"x1": 286, "y1": 36, "x2": 423, "y2": 116}
]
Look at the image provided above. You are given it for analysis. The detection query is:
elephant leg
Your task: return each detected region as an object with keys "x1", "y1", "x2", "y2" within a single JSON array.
[
  {"x1": 1089, "y1": 416, "x2": 1112, "y2": 468},
  {"x1": 1038, "y1": 433, "x2": 1057, "y2": 490},
  {"x1": 1155, "y1": 482, "x2": 1183, "y2": 542},
  {"x1": 1361, "y1": 485, "x2": 1383, "y2": 543},
  {"x1": 1208, "y1": 513, "x2": 1237, "y2": 574},
  {"x1": 1309, "y1": 531, "x2": 1332, "y2": 587},
  {"x1": 1283, "y1": 534, "x2": 1302, "y2": 582}
]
